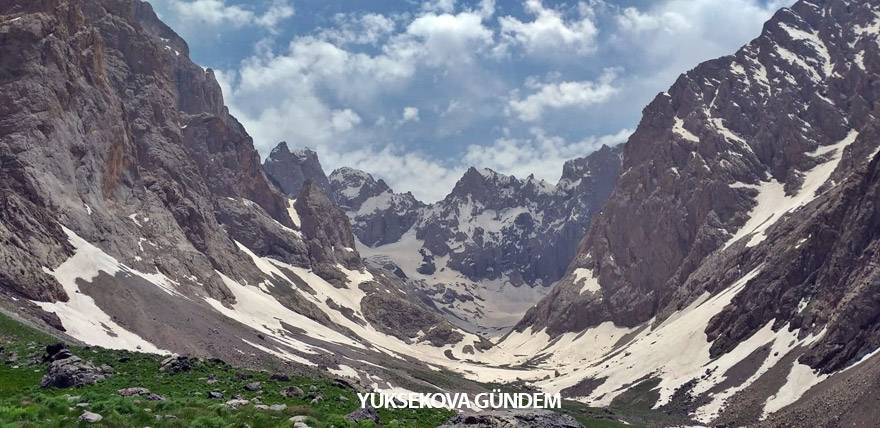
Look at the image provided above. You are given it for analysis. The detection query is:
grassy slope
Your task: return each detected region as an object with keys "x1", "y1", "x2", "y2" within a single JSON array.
[{"x1": 0, "y1": 312, "x2": 452, "y2": 427}]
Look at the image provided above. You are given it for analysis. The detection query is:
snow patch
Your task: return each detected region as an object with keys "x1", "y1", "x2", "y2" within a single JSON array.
[
  {"x1": 724, "y1": 130, "x2": 859, "y2": 249},
  {"x1": 33, "y1": 227, "x2": 170, "y2": 354},
  {"x1": 573, "y1": 268, "x2": 601, "y2": 295}
]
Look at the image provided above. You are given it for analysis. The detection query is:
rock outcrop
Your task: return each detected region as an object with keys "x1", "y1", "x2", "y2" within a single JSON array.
[{"x1": 263, "y1": 143, "x2": 331, "y2": 197}]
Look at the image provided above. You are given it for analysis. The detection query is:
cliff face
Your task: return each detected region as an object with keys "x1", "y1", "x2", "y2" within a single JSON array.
[
  {"x1": 1, "y1": 0, "x2": 277, "y2": 304},
  {"x1": 263, "y1": 142, "x2": 332, "y2": 197},
  {"x1": 504, "y1": 0, "x2": 880, "y2": 423},
  {"x1": 522, "y1": 0, "x2": 880, "y2": 335},
  {"x1": 0, "y1": 0, "x2": 475, "y2": 381}
]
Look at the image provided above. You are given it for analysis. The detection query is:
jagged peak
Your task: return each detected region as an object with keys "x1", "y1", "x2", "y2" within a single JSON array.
[{"x1": 329, "y1": 167, "x2": 375, "y2": 183}]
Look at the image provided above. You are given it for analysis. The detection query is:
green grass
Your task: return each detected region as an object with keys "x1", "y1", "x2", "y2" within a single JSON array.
[{"x1": 0, "y1": 312, "x2": 452, "y2": 427}]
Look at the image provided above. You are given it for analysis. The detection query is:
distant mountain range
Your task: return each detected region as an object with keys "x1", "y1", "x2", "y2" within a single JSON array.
[{"x1": 263, "y1": 142, "x2": 621, "y2": 333}]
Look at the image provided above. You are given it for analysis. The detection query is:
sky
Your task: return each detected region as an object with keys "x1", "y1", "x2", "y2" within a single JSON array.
[{"x1": 149, "y1": 0, "x2": 792, "y2": 201}]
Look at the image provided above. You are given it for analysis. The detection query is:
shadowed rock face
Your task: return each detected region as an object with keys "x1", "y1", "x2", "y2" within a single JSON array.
[
  {"x1": 294, "y1": 182, "x2": 362, "y2": 276},
  {"x1": 0, "y1": 0, "x2": 305, "y2": 304},
  {"x1": 263, "y1": 143, "x2": 331, "y2": 197},
  {"x1": 328, "y1": 167, "x2": 426, "y2": 247},
  {"x1": 518, "y1": 0, "x2": 880, "y2": 377}
]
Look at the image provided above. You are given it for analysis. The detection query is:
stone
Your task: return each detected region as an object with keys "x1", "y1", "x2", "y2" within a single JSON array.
[
  {"x1": 346, "y1": 406, "x2": 379, "y2": 424},
  {"x1": 280, "y1": 386, "x2": 304, "y2": 398},
  {"x1": 224, "y1": 399, "x2": 250, "y2": 409},
  {"x1": 269, "y1": 373, "x2": 290, "y2": 382},
  {"x1": 159, "y1": 356, "x2": 193, "y2": 374},
  {"x1": 244, "y1": 381, "x2": 261, "y2": 391},
  {"x1": 41, "y1": 356, "x2": 108, "y2": 388},
  {"x1": 78, "y1": 411, "x2": 103, "y2": 423},
  {"x1": 118, "y1": 387, "x2": 150, "y2": 397}
]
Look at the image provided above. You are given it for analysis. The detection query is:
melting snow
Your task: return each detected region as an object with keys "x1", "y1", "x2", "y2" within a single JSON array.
[
  {"x1": 33, "y1": 227, "x2": 170, "y2": 354},
  {"x1": 778, "y1": 23, "x2": 834, "y2": 77},
  {"x1": 673, "y1": 116, "x2": 700, "y2": 143},
  {"x1": 573, "y1": 268, "x2": 601, "y2": 295},
  {"x1": 762, "y1": 361, "x2": 826, "y2": 417},
  {"x1": 724, "y1": 130, "x2": 859, "y2": 249},
  {"x1": 286, "y1": 199, "x2": 301, "y2": 228}
]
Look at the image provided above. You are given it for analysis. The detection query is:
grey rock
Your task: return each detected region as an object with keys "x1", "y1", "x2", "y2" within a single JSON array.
[
  {"x1": 160, "y1": 356, "x2": 193, "y2": 374},
  {"x1": 224, "y1": 399, "x2": 250, "y2": 409},
  {"x1": 118, "y1": 387, "x2": 150, "y2": 397},
  {"x1": 78, "y1": 411, "x2": 103, "y2": 423},
  {"x1": 244, "y1": 381, "x2": 261, "y2": 391},
  {"x1": 346, "y1": 406, "x2": 379, "y2": 424},
  {"x1": 440, "y1": 410, "x2": 581, "y2": 427},
  {"x1": 280, "y1": 386, "x2": 304, "y2": 398},
  {"x1": 41, "y1": 356, "x2": 108, "y2": 388},
  {"x1": 264, "y1": 143, "x2": 331, "y2": 197}
]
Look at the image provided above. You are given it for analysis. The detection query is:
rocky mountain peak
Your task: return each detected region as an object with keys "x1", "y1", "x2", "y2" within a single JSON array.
[
  {"x1": 263, "y1": 142, "x2": 331, "y2": 197},
  {"x1": 328, "y1": 167, "x2": 393, "y2": 210}
]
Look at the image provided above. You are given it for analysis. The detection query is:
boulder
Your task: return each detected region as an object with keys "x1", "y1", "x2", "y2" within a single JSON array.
[
  {"x1": 118, "y1": 387, "x2": 151, "y2": 397},
  {"x1": 78, "y1": 411, "x2": 103, "y2": 423},
  {"x1": 280, "y1": 386, "x2": 304, "y2": 397},
  {"x1": 159, "y1": 356, "x2": 194, "y2": 373},
  {"x1": 224, "y1": 399, "x2": 250, "y2": 409},
  {"x1": 41, "y1": 356, "x2": 108, "y2": 388},
  {"x1": 346, "y1": 406, "x2": 380, "y2": 424}
]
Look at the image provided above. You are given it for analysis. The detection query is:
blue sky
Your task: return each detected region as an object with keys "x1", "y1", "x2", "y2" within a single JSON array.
[{"x1": 149, "y1": 0, "x2": 791, "y2": 201}]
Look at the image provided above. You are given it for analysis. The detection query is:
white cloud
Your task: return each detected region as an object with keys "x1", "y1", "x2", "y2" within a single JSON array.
[
  {"x1": 402, "y1": 106, "x2": 420, "y2": 123},
  {"x1": 422, "y1": 0, "x2": 457, "y2": 14},
  {"x1": 611, "y1": 0, "x2": 792, "y2": 75},
  {"x1": 330, "y1": 109, "x2": 362, "y2": 132},
  {"x1": 162, "y1": 0, "x2": 294, "y2": 31},
  {"x1": 497, "y1": 0, "x2": 599, "y2": 57},
  {"x1": 201, "y1": 0, "x2": 792, "y2": 202},
  {"x1": 255, "y1": 0, "x2": 295, "y2": 31},
  {"x1": 402, "y1": 11, "x2": 494, "y2": 66},
  {"x1": 508, "y1": 68, "x2": 620, "y2": 121},
  {"x1": 318, "y1": 13, "x2": 396, "y2": 46},
  {"x1": 462, "y1": 128, "x2": 631, "y2": 182},
  {"x1": 323, "y1": 146, "x2": 464, "y2": 202}
]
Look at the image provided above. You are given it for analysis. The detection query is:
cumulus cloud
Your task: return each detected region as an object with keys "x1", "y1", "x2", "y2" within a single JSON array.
[
  {"x1": 462, "y1": 128, "x2": 631, "y2": 182},
  {"x1": 317, "y1": 13, "x2": 396, "y2": 46},
  {"x1": 610, "y1": 0, "x2": 792, "y2": 81},
  {"x1": 401, "y1": 107, "x2": 420, "y2": 123},
  {"x1": 497, "y1": 0, "x2": 599, "y2": 57},
  {"x1": 196, "y1": 0, "x2": 794, "y2": 201},
  {"x1": 402, "y1": 11, "x2": 495, "y2": 67},
  {"x1": 508, "y1": 68, "x2": 620, "y2": 121},
  {"x1": 160, "y1": 0, "x2": 293, "y2": 31},
  {"x1": 323, "y1": 146, "x2": 465, "y2": 202},
  {"x1": 422, "y1": 0, "x2": 457, "y2": 14}
]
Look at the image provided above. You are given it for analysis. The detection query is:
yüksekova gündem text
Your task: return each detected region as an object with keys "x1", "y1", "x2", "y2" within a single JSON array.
[{"x1": 357, "y1": 390, "x2": 562, "y2": 410}]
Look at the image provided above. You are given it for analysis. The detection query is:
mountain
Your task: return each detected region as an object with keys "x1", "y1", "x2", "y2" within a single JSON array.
[
  {"x1": 499, "y1": 0, "x2": 880, "y2": 425},
  {"x1": 5, "y1": 0, "x2": 880, "y2": 425},
  {"x1": 265, "y1": 145, "x2": 623, "y2": 334},
  {"x1": 262, "y1": 142, "x2": 332, "y2": 197},
  {"x1": 0, "y1": 0, "x2": 486, "y2": 397},
  {"x1": 329, "y1": 166, "x2": 426, "y2": 247}
]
